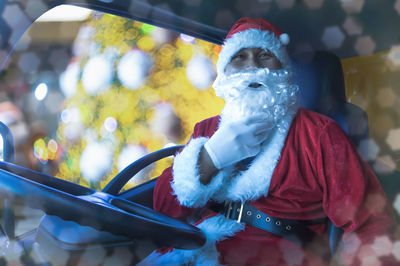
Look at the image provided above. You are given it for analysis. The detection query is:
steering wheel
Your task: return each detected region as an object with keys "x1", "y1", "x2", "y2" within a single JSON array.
[{"x1": 0, "y1": 145, "x2": 206, "y2": 250}]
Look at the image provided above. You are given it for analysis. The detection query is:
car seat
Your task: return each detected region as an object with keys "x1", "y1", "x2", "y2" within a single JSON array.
[{"x1": 291, "y1": 51, "x2": 370, "y2": 254}]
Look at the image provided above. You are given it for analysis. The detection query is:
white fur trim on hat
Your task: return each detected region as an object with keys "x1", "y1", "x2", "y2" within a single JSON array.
[
  {"x1": 171, "y1": 137, "x2": 227, "y2": 208},
  {"x1": 216, "y1": 28, "x2": 290, "y2": 75}
]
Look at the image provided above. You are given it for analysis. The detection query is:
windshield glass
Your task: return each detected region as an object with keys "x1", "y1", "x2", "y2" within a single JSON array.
[{"x1": 0, "y1": 5, "x2": 223, "y2": 191}]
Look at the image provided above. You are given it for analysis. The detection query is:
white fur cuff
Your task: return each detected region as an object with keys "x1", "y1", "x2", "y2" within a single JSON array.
[
  {"x1": 172, "y1": 137, "x2": 225, "y2": 208},
  {"x1": 138, "y1": 215, "x2": 245, "y2": 266}
]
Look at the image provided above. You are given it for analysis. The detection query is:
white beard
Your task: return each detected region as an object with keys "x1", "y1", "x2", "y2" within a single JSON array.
[{"x1": 213, "y1": 67, "x2": 299, "y2": 133}]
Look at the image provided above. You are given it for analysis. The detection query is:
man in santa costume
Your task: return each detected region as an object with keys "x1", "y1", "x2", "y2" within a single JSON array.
[{"x1": 141, "y1": 18, "x2": 396, "y2": 265}]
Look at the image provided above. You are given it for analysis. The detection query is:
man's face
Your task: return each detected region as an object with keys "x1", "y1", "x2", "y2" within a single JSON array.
[
  {"x1": 216, "y1": 46, "x2": 298, "y2": 130},
  {"x1": 225, "y1": 48, "x2": 282, "y2": 75}
]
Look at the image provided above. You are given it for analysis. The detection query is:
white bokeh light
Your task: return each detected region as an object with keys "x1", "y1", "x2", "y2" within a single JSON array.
[
  {"x1": 61, "y1": 108, "x2": 83, "y2": 140},
  {"x1": 59, "y1": 61, "x2": 80, "y2": 98},
  {"x1": 34, "y1": 83, "x2": 48, "y2": 101},
  {"x1": 186, "y1": 54, "x2": 216, "y2": 90},
  {"x1": 80, "y1": 142, "x2": 113, "y2": 181},
  {"x1": 179, "y1": 33, "x2": 196, "y2": 43},
  {"x1": 117, "y1": 49, "x2": 153, "y2": 90},
  {"x1": 321, "y1": 26, "x2": 345, "y2": 49},
  {"x1": 82, "y1": 55, "x2": 114, "y2": 95},
  {"x1": 104, "y1": 117, "x2": 118, "y2": 132},
  {"x1": 117, "y1": 145, "x2": 153, "y2": 185}
]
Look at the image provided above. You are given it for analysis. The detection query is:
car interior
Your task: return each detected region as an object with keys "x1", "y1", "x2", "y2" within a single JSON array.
[{"x1": 0, "y1": 0, "x2": 399, "y2": 264}]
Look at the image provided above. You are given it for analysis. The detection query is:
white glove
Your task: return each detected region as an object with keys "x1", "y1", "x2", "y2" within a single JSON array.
[{"x1": 204, "y1": 117, "x2": 273, "y2": 169}]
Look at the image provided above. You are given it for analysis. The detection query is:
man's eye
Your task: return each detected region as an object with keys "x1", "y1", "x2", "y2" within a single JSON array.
[
  {"x1": 259, "y1": 53, "x2": 271, "y2": 58},
  {"x1": 232, "y1": 54, "x2": 244, "y2": 60}
]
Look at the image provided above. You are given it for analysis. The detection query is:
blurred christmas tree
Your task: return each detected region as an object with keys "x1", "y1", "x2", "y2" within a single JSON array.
[{"x1": 55, "y1": 12, "x2": 224, "y2": 190}]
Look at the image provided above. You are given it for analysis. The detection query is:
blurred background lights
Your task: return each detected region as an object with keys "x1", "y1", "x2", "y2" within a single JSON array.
[
  {"x1": 386, "y1": 128, "x2": 400, "y2": 151},
  {"x1": 150, "y1": 102, "x2": 182, "y2": 142},
  {"x1": 33, "y1": 138, "x2": 59, "y2": 163},
  {"x1": 343, "y1": 16, "x2": 363, "y2": 36},
  {"x1": 358, "y1": 139, "x2": 380, "y2": 161},
  {"x1": 150, "y1": 27, "x2": 175, "y2": 46},
  {"x1": 354, "y1": 36, "x2": 376, "y2": 56},
  {"x1": 276, "y1": 0, "x2": 295, "y2": 9},
  {"x1": 34, "y1": 83, "x2": 48, "y2": 101},
  {"x1": 395, "y1": 0, "x2": 400, "y2": 15},
  {"x1": 392, "y1": 241, "x2": 400, "y2": 261},
  {"x1": 371, "y1": 236, "x2": 393, "y2": 257},
  {"x1": 18, "y1": 52, "x2": 40, "y2": 73},
  {"x1": 387, "y1": 45, "x2": 400, "y2": 67},
  {"x1": 82, "y1": 55, "x2": 114, "y2": 95},
  {"x1": 117, "y1": 144, "x2": 153, "y2": 185},
  {"x1": 62, "y1": 108, "x2": 83, "y2": 140},
  {"x1": 340, "y1": 0, "x2": 365, "y2": 14},
  {"x1": 140, "y1": 24, "x2": 156, "y2": 35},
  {"x1": 59, "y1": 61, "x2": 80, "y2": 98},
  {"x1": 393, "y1": 194, "x2": 400, "y2": 216},
  {"x1": 117, "y1": 49, "x2": 153, "y2": 90},
  {"x1": 373, "y1": 155, "x2": 396, "y2": 175},
  {"x1": 322, "y1": 26, "x2": 345, "y2": 49},
  {"x1": 137, "y1": 36, "x2": 155, "y2": 51},
  {"x1": 186, "y1": 54, "x2": 216, "y2": 90},
  {"x1": 36, "y1": 5, "x2": 92, "y2": 22},
  {"x1": 376, "y1": 88, "x2": 396, "y2": 108},
  {"x1": 103, "y1": 117, "x2": 117, "y2": 132},
  {"x1": 80, "y1": 142, "x2": 113, "y2": 181},
  {"x1": 60, "y1": 109, "x2": 71, "y2": 123},
  {"x1": 304, "y1": 0, "x2": 324, "y2": 9},
  {"x1": 179, "y1": 33, "x2": 196, "y2": 43}
]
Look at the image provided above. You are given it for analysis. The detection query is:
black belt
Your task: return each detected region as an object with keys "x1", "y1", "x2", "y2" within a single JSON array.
[{"x1": 213, "y1": 202, "x2": 326, "y2": 246}]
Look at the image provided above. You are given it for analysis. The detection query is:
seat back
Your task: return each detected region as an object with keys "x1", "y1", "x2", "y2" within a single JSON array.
[
  {"x1": 292, "y1": 51, "x2": 369, "y2": 148},
  {"x1": 291, "y1": 51, "x2": 370, "y2": 254}
]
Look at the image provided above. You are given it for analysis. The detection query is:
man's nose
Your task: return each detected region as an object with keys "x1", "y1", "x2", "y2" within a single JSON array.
[{"x1": 243, "y1": 58, "x2": 259, "y2": 69}]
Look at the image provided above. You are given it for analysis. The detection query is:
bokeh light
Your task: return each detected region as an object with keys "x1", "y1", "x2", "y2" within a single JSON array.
[
  {"x1": 354, "y1": 36, "x2": 376, "y2": 56},
  {"x1": 276, "y1": 0, "x2": 295, "y2": 9},
  {"x1": 82, "y1": 55, "x2": 114, "y2": 95},
  {"x1": 186, "y1": 54, "x2": 216, "y2": 90},
  {"x1": 392, "y1": 240, "x2": 400, "y2": 261},
  {"x1": 376, "y1": 87, "x2": 396, "y2": 108},
  {"x1": 386, "y1": 45, "x2": 400, "y2": 68},
  {"x1": 59, "y1": 61, "x2": 80, "y2": 98},
  {"x1": 179, "y1": 33, "x2": 195, "y2": 44},
  {"x1": 371, "y1": 236, "x2": 393, "y2": 257},
  {"x1": 304, "y1": 0, "x2": 324, "y2": 9},
  {"x1": 386, "y1": 128, "x2": 400, "y2": 151},
  {"x1": 34, "y1": 83, "x2": 48, "y2": 101},
  {"x1": 395, "y1": 0, "x2": 400, "y2": 15},
  {"x1": 80, "y1": 142, "x2": 113, "y2": 181},
  {"x1": 117, "y1": 49, "x2": 153, "y2": 90},
  {"x1": 322, "y1": 26, "x2": 345, "y2": 49},
  {"x1": 343, "y1": 16, "x2": 363, "y2": 36},
  {"x1": 340, "y1": 0, "x2": 365, "y2": 14},
  {"x1": 358, "y1": 139, "x2": 380, "y2": 161},
  {"x1": 18, "y1": 52, "x2": 40, "y2": 73}
]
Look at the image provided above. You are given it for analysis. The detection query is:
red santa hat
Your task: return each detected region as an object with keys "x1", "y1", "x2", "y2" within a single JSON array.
[{"x1": 216, "y1": 17, "x2": 290, "y2": 74}]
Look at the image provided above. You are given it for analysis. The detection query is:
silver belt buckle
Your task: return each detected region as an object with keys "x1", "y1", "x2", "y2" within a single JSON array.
[
  {"x1": 237, "y1": 202, "x2": 244, "y2": 223},
  {"x1": 225, "y1": 202, "x2": 233, "y2": 218}
]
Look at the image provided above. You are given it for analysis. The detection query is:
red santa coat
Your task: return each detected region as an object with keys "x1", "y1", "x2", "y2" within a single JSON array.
[{"x1": 153, "y1": 108, "x2": 396, "y2": 265}]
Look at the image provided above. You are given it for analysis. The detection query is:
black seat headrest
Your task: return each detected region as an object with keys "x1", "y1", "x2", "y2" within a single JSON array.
[{"x1": 291, "y1": 51, "x2": 369, "y2": 147}]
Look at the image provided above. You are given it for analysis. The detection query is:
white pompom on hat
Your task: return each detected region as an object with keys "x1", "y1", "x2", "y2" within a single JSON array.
[{"x1": 216, "y1": 17, "x2": 290, "y2": 74}]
